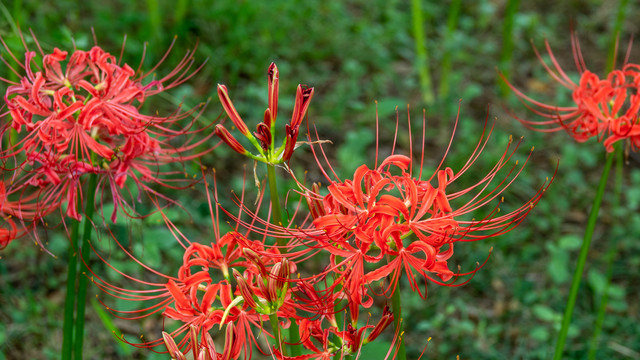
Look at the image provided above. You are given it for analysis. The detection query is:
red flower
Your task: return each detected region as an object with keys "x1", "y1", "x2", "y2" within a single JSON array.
[
  {"x1": 501, "y1": 32, "x2": 640, "y2": 152},
  {"x1": 89, "y1": 175, "x2": 295, "y2": 357},
  {"x1": 244, "y1": 106, "x2": 555, "y2": 307},
  {"x1": 0, "y1": 31, "x2": 215, "y2": 224}
]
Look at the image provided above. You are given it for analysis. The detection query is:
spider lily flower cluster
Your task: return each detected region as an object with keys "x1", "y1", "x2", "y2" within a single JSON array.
[
  {"x1": 0, "y1": 32, "x2": 213, "y2": 247},
  {"x1": 235, "y1": 108, "x2": 555, "y2": 312},
  {"x1": 0, "y1": 27, "x2": 559, "y2": 357},
  {"x1": 501, "y1": 32, "x2": 640, "y2": 152},
  {"x1": 91, "y1": 177, "x2": 398, "y2": 359},
  {"x1": 88, "y1": 63, "x2": 554, "y2": 360}
]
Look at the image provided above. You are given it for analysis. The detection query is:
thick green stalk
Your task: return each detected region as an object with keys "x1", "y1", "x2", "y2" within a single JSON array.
[
  {"x1": 498, "y1": 0, "x2": 520, "y2": 97},
  {"x1": 391, "y1": 280, "x2": 406, "y2": 360},
  {"x1": 269, "y1": 313, "x2": 285, "y2": 357},
  {"x1": 553, "y1": 151, "x2": 614, "y2": 360},
  {"x1": 265, "y1": 164, "x2": 301, "y2": 355},
  {"x1": 145, "y1": 0, "x2": 162, "y2": 39},
  {"x1": 438, "y1": 0, "x2": 462, "y2": 100},
  {"x1": 410, "y1": 0, "x2": 434, "y2": 105},
  {"x1": 266, "y1": 164, "x2": 284, "y2": 231},
  {"x1": 73, "y1": 172, "x2": 98, "y2": 360},
  {"x1": 61, "y1": 215, "x2": 81, "y2": 360}
]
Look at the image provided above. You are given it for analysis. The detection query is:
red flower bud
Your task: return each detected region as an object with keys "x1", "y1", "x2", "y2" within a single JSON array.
[
  {"x1": 232, "y1": 269, "x2": 258, "y2": 309},
  {"x1": 254, "y1": 121, "x2": 272, "y2": 151},
  {"x1": 267, "y1": 62, "x2": 279, "y2": 128},
  {"x1": 366, "y1": 305, "x2": 394, "y2": 343},
  {"x1": 243, "y1": 248, "x2": 268, "y2": 277},
  {"x1": 217, "y1": 84, "x2": 250, "y2": 136},
  {"x1": 290, "y1": 85, "x2": 314, "y2": 130},
  {"x1": 215, "y1": 124, "x2": 247, "y2": 155}
]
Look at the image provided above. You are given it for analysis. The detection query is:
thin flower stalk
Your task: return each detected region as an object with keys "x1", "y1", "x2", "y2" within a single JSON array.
[
  {"x1": 216, "y1": 63, "x2": 313, "y2": 355},
  {"x1": 553, "y1": 148, "x2": 614, "y2": 360}
]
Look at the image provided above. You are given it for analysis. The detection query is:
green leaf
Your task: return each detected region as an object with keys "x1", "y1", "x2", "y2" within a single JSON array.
[
  {"x1": 530, "y1": 326, "x2": 550, "y2": 342},
  {"x1": 91, "y1": 298, "x2": 132, "y2": 355},
  {"x1": 587, "y1": 269, "x2": 606, "y2": 294},
  {"x1": 532, "y1": 304, "x2": 557, "y2": 322},
  {"x1": 558, "y1": 235, "x2": 582, "y2": 250}
]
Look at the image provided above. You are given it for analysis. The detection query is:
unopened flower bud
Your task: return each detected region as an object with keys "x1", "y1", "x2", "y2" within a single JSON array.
[
  {"x1": 366, "y1": 305, "x2": 394, "y2": 343},
  {"x1": 305, "y1": 183, "x2": 325, "y2": 219},
  {"x1": 290, "y1": 85, "x2": 314, "y2": 129},
  {"x1": 254, "y1": 121, "x2": 272, "y2": 151},
  {"x1": 267, "y1": 63, "x2": 279, "y2": 128},
  {"x1": 216, "y1": 124, "x2": 248, "y2": 155},
  {"x1": 221, "y1": 322, "x2": 241, "y2": 360},
  {"x1": 162, "y1": 332, "x2": 187, "y2": 360},
  {"x1": 217, "y1": 84, "x2": 250, "y2": 136},
  {"x1": 242, "y1": 248, "x2": 268, "y2": 277},
  {"x1": 232, "y1": 269, "x2": 259, "y2": 309}
]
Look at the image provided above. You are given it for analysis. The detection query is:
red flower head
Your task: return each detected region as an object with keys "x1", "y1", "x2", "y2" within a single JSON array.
[
  {"x1": 216, "y1": 62, "x2": 314, "y2": 164},
  {"x1": 501, "y1": 31, "x2": 640, "y2": 152},
  {"x1": 0, "y1": 31, "x2": 216, "y2": 225},
  {"x1": 89, "y1": 174, "x2": 296, "y2": 357},
  {"x1": 247, "y1": 105, "x2": 555, "y2": 307}
]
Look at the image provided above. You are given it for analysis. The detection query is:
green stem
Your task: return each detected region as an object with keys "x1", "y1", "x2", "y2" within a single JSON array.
[
  {"x1": 410, "y1": 0, "x2": 434, "y2": 105},
  {"x1": 391, "y1": 280, "x2": 406, "y2": 360},
  {"x1": 553, "y1": 150, "x2": 614, "y2": 360},
  {"x1": 73, "y1": 172, "x2": 98, "y2": 360},
  {"x1": 605, "y1": 0, "x2": 630, "y2": 72},
  {"x1": 145, "y1": 0, "x2": 162, "y2": 39},
  {"x1": 265, "y1": 164, "x2": 301, "y2": 356},
  {"x1": 588, "y1": 144, "x2": 623, "y2": 359},
  {"x1": 498, "y1": 0, "x2": 520, "y2": 97},
  {"x1": 587, "y1": 4, "x2": 629, "y2": 354},
  {"x1": 438, "y1": 0, "x2": 462, "y2": 100},
  {"x1": 266, "y1": 164, "x2": 284, "y2": 233},
  {"x1": 269, "y1": 313, "x2": 285, "y2": 357},
  {"x1": 61, "y1": 215, "x2": 81, "y2": 360}
]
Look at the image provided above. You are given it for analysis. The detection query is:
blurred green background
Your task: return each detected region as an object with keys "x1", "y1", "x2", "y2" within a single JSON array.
[{"x1": 1, "y1": 0, "x2": 640, "y2": 359}]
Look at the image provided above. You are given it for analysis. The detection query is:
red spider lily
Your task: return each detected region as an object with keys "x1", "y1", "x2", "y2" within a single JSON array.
[
  {"x1": 87, "y1": 174, "x2": 296, "y2": 358},
  {"x1": 500, "y1": 31, "x2": 640, "y2": 152},
  {"x1": 0, "y1": 30, "x2": 216, "y2": 224},
  {"x1": 232, "y1": 105, "x2": 555, "y2": 308},
  {"x1": 308, "y1": 108, "x2": 553, "y2": 301},
  {"x1": 216, "y1": 62, "x2": 314, "y2": 164}
]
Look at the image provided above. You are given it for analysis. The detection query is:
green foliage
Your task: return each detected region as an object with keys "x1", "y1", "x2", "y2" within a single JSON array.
[{"x1": 1, "y1": 0, "x2": 639, "y2": 359}]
